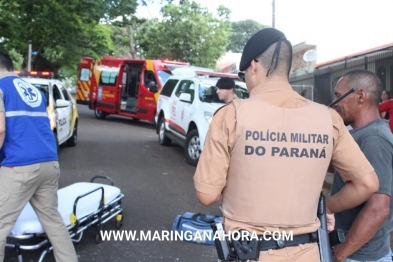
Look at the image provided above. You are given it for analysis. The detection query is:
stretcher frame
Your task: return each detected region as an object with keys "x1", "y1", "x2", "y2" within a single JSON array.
[{"x1": 6, "y1": 175, "x2": 124, "y2": 262}]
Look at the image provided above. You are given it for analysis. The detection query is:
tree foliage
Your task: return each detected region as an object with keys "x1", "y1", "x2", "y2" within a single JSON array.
[
  {"x1": 8, "y1": 49, "x2": 24, "y2": 70},
  {"x1": 135, "y1": 0, "x2": 232, "y2": 68},
  {"x1": 0, "y1": 0, "x2": 138, "y2": 75},
  {"x1": 0, "y1": 0, "x2": 250, "y2": 77},
  {"x1": 227, "y1": 20, "x2": 268, "y2": 53}
]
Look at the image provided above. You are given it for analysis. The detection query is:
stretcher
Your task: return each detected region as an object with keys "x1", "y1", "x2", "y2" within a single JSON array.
[{"x1": 6, "y1": 176, "x2": 124, "y2": 262}]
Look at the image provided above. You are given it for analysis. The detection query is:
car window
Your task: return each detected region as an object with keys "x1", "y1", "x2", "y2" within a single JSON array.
[
  {"x1": 53, "y1": 84, "x2": 63, "y2": 101},
  {"x1": 157, "y1": 70, "x2": 172, "y2": 86},
  {"x1": 60, "y1": 87, "x2": 71, "y2": 101},
  {"x1": 160, "y1": 79, "x2": 179, "y2": 97},
  {"x1": 29, "y1": 83, "x2": 49, "y2": 104},
  {"x1": 80, "y1": 68, "x2": 90, "y2": 82},
  {"x1": 199, "y1": 84, "x2": 224, "y2": 103},
  {"x1": 235, "y1": 85, "x2": 249, "y2": 99},
  {"x1": 181, "y1": 82, "x2": 195, "y2": 102},
  {"x1": 100, "y1": 70, "x2": 117, "y2": 86},
  {"x1": 144, "y1": 70, "x2": 157, "y2": 85},
  {"x1": 175, "y1": 80, "x2": 191, "y2": 97}
]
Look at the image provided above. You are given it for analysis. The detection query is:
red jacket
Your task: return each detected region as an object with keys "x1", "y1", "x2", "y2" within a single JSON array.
[{"x1": 379, "y1": 100, "x2": 393, "y2": 132}]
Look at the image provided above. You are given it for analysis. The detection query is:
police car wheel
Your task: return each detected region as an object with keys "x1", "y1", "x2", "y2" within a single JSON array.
[
  {"x1": 158, "y1": 117, "x2": 171, "y2": 146},
  {"x1": 94, "y1": 233, "x2": 101, "y2": 244},
  {"x1": 185, "y1": 129, "x2": 200, "y2": 166},
  {"x1": 66, "y1": 125, "x2": 77, "y2": 147},
  {"x1": 95, "y1": 107, "x2": 107, "y2": 119}
]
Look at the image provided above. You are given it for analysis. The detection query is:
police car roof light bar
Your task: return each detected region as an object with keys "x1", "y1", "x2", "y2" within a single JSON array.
[
  {"x1": 194, "y1": 70, "x2": 239, "y2": 79},
  {"x1": 328, "y1": 87, "x2": 355, "y2": 108},
  {"x1": 16, "y1": 70, "x2": 54, "y2": 79}
]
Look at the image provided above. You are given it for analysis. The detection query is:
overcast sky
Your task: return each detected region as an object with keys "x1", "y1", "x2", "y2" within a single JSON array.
[{"x1": 136, "y1": 0, "x2": 393, "y2": 64}]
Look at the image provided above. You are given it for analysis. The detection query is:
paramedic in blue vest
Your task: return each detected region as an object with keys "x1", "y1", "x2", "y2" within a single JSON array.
[{"x1": 0, "y1": 51, "x2": 78, "y2": 262}]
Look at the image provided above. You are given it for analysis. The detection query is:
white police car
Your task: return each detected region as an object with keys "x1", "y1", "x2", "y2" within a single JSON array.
[
  {"x1": 21, "y1": 76, "x2": 79, "y2": 153},
  {"x1": 155, "y1": 70, "x2": 249, "y2": 166}
]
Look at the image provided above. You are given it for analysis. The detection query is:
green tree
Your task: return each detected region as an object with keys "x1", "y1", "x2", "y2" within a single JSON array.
[
  {"x1": 8, "y1": 49, "x2": 24, "y2": 70},
  {"x1": 227, "y1": 20, "x2": 268, "y2": 53},
  {"x1": 0, "y1": 0, "x2": 138, "y2": 74},
  {"x1": 108, "y1": 25, "x2": 132, "y2": 57},
  {"x1": 135, "y1": 0, "x2": 232, "y2": 68},
  {"x1": 111, "y1": 15, "x2": 147, "y2": 59}
]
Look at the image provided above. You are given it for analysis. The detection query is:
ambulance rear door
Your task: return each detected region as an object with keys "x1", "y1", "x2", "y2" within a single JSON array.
[
  {"x1": 95, "y1": 67, "x2": 120, "y2": 114},
  {"x1": 77, "y1": 57, "x2": 93, "y2": 105}
]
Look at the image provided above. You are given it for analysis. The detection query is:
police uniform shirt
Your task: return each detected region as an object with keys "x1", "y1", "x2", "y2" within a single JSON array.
[
  {"x1": 226, "y1": 94, "x2": 238, "y2": 105},
  {"x1": 193, "y1": 79, "x2": 374, "y2": 236}
]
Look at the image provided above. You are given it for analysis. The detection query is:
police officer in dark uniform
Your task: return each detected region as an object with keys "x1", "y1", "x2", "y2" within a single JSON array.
[{"x1": 215, "y1": 77, "x2": 238, "y2": 104}]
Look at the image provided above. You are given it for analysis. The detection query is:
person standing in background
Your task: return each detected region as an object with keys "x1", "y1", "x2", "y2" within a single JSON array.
[{"x1": 380, "y1": 90, "x2": 391, "y2": 119}]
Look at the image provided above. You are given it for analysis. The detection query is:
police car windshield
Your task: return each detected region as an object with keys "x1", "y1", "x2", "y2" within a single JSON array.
[
  {"x1": 158, "y1": 70, "x2": 172, "y2": 86},
  {"x1": 199, "y1": 84, "x2": 225, "y2": 104}
]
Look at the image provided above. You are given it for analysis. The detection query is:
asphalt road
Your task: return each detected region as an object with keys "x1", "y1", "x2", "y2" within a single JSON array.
[
  {"x1": 6, "y1": 104, "x2": 393, "y2": 261},
  {"x1": 6, "y1": 105, "x2": 220, "y2": 262}
]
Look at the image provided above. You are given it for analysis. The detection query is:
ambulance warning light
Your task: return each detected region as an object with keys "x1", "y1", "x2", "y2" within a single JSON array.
[{"x1": 16, "y1": 71, "x2": 54, "y2": 78}]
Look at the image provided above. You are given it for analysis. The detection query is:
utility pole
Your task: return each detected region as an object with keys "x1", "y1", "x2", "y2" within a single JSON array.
[
  {"x1": 272, "y1": 0, "x2": 275, "y2": 28},
  {"x1": 27, "y1": 41, "x2": 32, "y2": 71}
]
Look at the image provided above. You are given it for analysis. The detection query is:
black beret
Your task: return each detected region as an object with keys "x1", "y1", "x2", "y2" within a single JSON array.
[
  {"x1": 239, "y1": 28, "x2": 287, "y2": 71},
  {"x1": 216, "y1": 77, "x2": 235, "y2": 90}
]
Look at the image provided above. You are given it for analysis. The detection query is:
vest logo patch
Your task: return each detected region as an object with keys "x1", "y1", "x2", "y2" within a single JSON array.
[{"x1": 13, "y1": 79, "x2": 42, "y2": 108}]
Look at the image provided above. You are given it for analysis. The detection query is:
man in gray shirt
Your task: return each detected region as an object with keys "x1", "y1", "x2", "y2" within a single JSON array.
[{"x1": 331, "y1": 69, "x2": 393, "y2": 262}]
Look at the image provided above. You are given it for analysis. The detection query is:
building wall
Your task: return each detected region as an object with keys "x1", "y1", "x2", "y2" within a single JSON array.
[
  {"x1": 290, "y1": 47, "x2": 393, "y2": 105},
  {"x1": 289, "y1": 73, "x2": 314, "y2": 101}
]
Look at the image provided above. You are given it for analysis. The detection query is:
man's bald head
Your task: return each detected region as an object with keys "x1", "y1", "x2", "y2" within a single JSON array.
[{"x1": 342, "y1": 70, "x2": 382, "y2": 106}]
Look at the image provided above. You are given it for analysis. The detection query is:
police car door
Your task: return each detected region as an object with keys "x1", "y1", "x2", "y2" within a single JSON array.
[
  {"x1": 59, "y1": 85, "x2": 74, "y2": 138},
  {"x1": 52, "y1": 83, "x2": 69, "y2": 144},
  {"x1": 170, "y1": 80, "x2": 190, "y2": 136},
  {"x1": 177, "y1": 81, "x2": 195, "y2": 132}
]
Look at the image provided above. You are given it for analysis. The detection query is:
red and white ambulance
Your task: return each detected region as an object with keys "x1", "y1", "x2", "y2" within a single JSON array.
[{"x1": 76, "y1": 56, "x2": 189, "y2": 123}]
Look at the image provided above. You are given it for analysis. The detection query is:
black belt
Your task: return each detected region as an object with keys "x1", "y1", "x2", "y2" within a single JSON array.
[{"x1": 259, "y1": 232, "x2": 318, "y2": 251}]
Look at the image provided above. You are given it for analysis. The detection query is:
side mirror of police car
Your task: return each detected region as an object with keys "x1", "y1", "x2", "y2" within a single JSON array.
[
  {"x1": 179, "y1": 93, "x2": 191, "y2": 103},
  {"x1": 55, "y1": 99, "x2": 69, "y2": 108},
  {"x1": 147, "y1": 81, "x2": 158, "y2": 93}
]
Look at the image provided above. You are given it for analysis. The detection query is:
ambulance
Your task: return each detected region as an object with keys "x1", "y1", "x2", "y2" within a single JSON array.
[{"x1": 76, "y1": 56, "x2": 189, "y2": 123}]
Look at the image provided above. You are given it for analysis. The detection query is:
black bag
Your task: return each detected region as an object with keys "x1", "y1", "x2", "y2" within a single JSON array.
[{"x1": 172, "y1": 212, "x2": 223, "y2": 246}]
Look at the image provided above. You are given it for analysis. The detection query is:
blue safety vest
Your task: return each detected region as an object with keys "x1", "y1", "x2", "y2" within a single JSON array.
[{"x1": 0, "y1": 74, "x2": 58, "y2": 166}]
